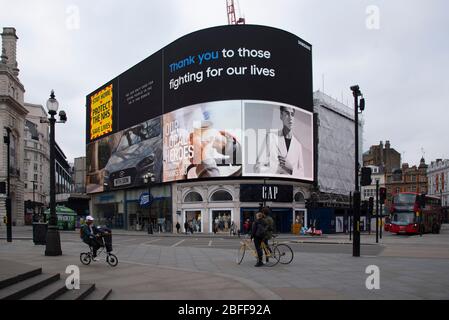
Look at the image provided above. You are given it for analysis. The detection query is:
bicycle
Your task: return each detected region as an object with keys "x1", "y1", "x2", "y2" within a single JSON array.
[
  {"x1": 80, "y1": 232, "x2": 118, "y2": 267},
  {"x1": 236, "y1": 235, "x2": 294, "y2": 266},
  {"x1": 236, "y1": 236, "x2": 280, "y2": 267},
  {"x1": 270, "y1": 235, "x2": 294, "y2": 265}
]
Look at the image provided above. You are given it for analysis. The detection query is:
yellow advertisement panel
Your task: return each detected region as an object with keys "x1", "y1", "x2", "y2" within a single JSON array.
[{"x1": 90, "y1": 84, "x2": 113, "y2": 140}]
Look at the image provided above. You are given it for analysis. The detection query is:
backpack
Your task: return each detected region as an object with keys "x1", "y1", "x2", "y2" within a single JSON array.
[{"x1": 255, "y1": 221, "x2": 267, "y2": 238}]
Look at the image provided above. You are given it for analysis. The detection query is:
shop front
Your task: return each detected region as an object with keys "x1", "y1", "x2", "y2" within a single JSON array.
[
  {"x1": 90, "y1": 191, "x2": 125, "y2": 229},
  {"x1": 126, "y1": 185, "x2": 172, "y2": 232},
  {"x1": 174, "y1": 181, "x2": 309, "y2": 234}
]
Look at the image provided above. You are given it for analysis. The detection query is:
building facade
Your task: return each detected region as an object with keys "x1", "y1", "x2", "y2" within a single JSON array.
[
  {"x1": 0, "y1": 27, "x2": 27, "y2": 226},
  {"x1": 384, "y1": 158, "x2": 428, "y2": 207},
  {"x1": 308, "y1": 91, "x2": 364, "y2": 233},
  {"x1": 427, "y1": 159, "x2": 449, "y2": 207},
  {"x1": 363, "y1": 141, "x2": 401, "y2": 173},
  {"x1": 52, "y1": 142, "x2": 74, "y2": 204},
  {"x1": 23, "y1": 103, "x2": 50, "y2": 224}
]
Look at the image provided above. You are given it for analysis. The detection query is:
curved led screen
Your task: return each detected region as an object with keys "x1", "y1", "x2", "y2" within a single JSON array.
[{"x1": 86, "y1": 25, "x2": 313, "y2": 194}]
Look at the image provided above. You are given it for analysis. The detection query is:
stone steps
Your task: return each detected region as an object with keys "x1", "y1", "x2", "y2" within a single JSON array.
[{"x1": 0, "y1": 259, "x2": 112, "y2": 300}]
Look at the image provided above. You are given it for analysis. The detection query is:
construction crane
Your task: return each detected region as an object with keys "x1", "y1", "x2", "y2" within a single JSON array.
[{"x1": 226, "y1": 0, "x2": 246, "y2": 25}]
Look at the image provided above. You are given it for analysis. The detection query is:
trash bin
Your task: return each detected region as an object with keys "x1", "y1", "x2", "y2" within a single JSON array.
[{"x1": 32, "y1": 222, "x2": 48, "y2": 245}]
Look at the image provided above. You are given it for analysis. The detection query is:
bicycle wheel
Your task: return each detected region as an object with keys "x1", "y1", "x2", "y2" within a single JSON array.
[
  {"x1": 264, "y1": 246, "x2": 280, "y2": 267},
  {"x1": 236, "y1": 244, "x2": 246, "y2": 265},
  {"x1": 275, "y1": 244, "x2": 294, "y2": 264},
  {"x1": 106, "y1": 253, "x2": 119, "y2": 267},
  {"x1": 80, "y1": 253, "x2": 91, "y2": 265}
]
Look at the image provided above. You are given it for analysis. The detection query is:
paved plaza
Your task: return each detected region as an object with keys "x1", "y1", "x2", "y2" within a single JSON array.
[{"x1": 1, "y1": 225, "x2": 449, "y2": 300}]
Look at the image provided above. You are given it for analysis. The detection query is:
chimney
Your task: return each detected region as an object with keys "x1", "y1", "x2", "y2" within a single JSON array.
[
  {"x1": 1, "y1": 27, "x2": 19, "y2": 76},
  {"x1": 385, "y1": 140, "x2": 390, "y2": 150}
]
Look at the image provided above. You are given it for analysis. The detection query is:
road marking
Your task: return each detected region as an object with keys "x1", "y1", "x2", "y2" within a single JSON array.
[
  {"x1": 171, "y1": 239, "x2": 186, "y2": 248},
  {"x1": 117, "y1": 238, "x2": 140, "y2": 243},
  {"x1": 143, "y1": 239, "x2": 161, "y2": 245},
  {"x1": 208, "y1": 240, "x2": 213, "y2": 247}
]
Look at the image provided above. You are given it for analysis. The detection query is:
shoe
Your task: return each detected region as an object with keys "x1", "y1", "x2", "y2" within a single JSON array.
[
  {"x1": 92, "y1": 256, "x2": 98, "y2": 262},
  {"x1": 266, "y1": 257, "x2": 269, "y2": 263},
  {"x1": 255, "y1": 261, "x2": 264, "y2": 267}
]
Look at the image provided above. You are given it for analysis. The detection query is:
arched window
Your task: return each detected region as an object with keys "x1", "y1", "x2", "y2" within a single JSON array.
[
  {"x1": 184, "y1": 192, "x2": 203, "y2": 203},
  {"x1": 294, "y1": 192, "x2": 305, "y2": 202},
  {"x1": 210, "y1": 190, "x2": 233, "y2": 202}
]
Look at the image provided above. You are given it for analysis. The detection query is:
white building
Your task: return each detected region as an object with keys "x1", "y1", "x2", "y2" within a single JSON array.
[
  {"x1": 427, "y1": 159, "x2": 449, "y2": 207},
  {"x1": 0, "y1": 27, "x2": 27, "y2": 226},
  {"x1": 23, "y1": 103, "x2": 50, "y2": 223},
  {"x1": 361, "y1": 165, "x2": 386, "y2": 201}
]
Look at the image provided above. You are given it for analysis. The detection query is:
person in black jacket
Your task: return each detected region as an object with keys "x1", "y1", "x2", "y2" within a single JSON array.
[{"x1": 251, "y1": 212, "x2": 266, "y2": 267}]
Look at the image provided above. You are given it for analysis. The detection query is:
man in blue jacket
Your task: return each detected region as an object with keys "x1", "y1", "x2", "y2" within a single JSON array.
[{"x1": 80, "y1": 216, "x2": 101, "y2": 261}]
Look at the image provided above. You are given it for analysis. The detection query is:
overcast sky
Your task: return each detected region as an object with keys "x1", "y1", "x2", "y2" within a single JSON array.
[{"x1": 1, "y1": 0, "x2": 448, "y2": 166}]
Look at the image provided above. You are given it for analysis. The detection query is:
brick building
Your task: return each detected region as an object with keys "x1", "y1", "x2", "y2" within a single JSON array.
[
  {"x1": 384, "y1": 158, "x2": 428, "y2": 207},
  {"x1": 363, "y1": 141, "x2": 401, "y2": 173}
]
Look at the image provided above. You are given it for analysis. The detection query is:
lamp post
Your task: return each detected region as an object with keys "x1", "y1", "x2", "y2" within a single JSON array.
[
  {"x1": 143, "y1": 173, "x2": 155, "y2": 234},
  {"x1": 3, "y1": 127, "x2": 12, "y2": 242},
  {"x1": 44, "y1": 90, "x2": 67, "y2": 256},
  {"x1": 350, "y1": 85, "x2": 365, "y2": 257}
]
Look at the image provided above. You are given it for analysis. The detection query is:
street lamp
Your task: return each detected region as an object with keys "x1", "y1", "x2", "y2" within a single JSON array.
[
  {"x1": 3, "y1": 127, "x2": 12, "y2": 242},
  {"x1": 143, "y1": 173, "x2": 155, "y2": 234},
  {"x1": 44, "y1": 90, "x2": 67, "y2": 256},
  {"x1": 350, "y1": 85, "x2": 365, "y2": 257}
]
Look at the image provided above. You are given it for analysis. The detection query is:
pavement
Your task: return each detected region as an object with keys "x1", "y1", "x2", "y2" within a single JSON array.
[{"x1": 1, "y1": 225, "x2": 449, "y2": 300}]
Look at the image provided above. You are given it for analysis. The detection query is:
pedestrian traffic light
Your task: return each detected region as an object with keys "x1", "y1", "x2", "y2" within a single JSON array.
[
  {"x1": 379, "y1": 187, "x2": 387, "y2": 204},
  {"x1": 361, "y1": 167, "x2": 372, "y2": 186},
  {"x1": 368, "y1": 197, "x2": 374, "y2": 215}
]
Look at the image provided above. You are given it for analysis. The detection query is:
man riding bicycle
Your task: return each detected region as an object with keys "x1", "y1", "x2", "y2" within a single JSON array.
[{"x1": 80, "y1": 216, "x2": 101, "y2": 261}]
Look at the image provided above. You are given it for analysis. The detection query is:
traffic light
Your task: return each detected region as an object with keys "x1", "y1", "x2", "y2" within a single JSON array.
[
  {"x1": 361, "y1": 167, "x2": 372, "y2": 187},
  {"x1": 368, "y1": 197, "x2": 374, "y2": 215},
  {"x1": 379, "y1": 187, "x2": 387, "y2": 204}
]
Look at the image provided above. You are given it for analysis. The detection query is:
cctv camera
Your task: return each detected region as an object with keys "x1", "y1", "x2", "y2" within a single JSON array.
[{"x1": 350, "y1": 85, "x2": 360, "y2": 92}]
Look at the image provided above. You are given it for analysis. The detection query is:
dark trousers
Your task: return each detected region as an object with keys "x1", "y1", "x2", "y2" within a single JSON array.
[
  {"x1": 84, "y1": 238, "x2": 101, "y2": 257},
  {"x1": 254, "y1": 237, "x2": 264, "y2": 262}
]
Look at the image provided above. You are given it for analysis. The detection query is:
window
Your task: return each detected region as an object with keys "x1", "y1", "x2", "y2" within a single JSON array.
[
  {"x1": 294, "y1": 192, "x2": 305, "y2": 202},
  {"x1": 210, "y1": 190, "x2": 233, "y2": 202},
  {"x1": 412, "y1": 175, "x2": 416, "y2": 182},
  {"x1": 34, "y1": 163, "x2": 38, "y2": 171},
  {"x1": 34, "y1": 142, "x2": 38, "y2": 149},
  {"x1": 184, "y1": 192, "x2": 203, "y2": 203},
  {"x1": 24, "y1": 183, "x2": 28, "y2": 189},
  {"x1": 34, "y1": 174, "x2": 38, "y2": 181},
  {"x1": 34, "y1": 153, "x2": 38, "y2": 161}
]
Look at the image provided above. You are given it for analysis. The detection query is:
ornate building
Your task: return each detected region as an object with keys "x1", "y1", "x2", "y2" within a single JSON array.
[
  {"x1": 427, "y1": 159, "x2": 449, "y2": 208},
  {"x1": 0, "y1": 27, "x2": 27, "y2": 226},
  {"x1": 384, "y1": 158, "x2": 428, "y2": 207}
]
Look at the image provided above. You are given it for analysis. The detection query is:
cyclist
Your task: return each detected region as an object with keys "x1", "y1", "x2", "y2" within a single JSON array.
[
  {"x1": 80, "y1": 216, "x2": 101, "y2": 261},
  {"x1": 261, "y1": 207, "x2": 274, "y2": 263},
  {"x1": 251, "y1": 212, "x2": 266, "y2": 267}
]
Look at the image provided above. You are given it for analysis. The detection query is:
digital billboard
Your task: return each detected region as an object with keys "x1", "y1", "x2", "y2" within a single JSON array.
[{"x1": 86, "y1": 25, "x2": 313, "y2": 193}]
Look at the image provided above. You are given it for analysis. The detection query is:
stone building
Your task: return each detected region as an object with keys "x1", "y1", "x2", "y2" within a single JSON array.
[
  {"x1": 427, "y1": 159, "x2": 449, "y2": 207},
  {"x1": 23, "y1": 103, "x2": 50, "y2": 224},
  {"x1": 0, "y1": 27, "x2": 27, "y2": 226}
]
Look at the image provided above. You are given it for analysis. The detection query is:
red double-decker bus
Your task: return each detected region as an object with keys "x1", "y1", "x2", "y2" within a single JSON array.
[{"x1": 389, "y1": 192, "x2": 443, "y2": 235}]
